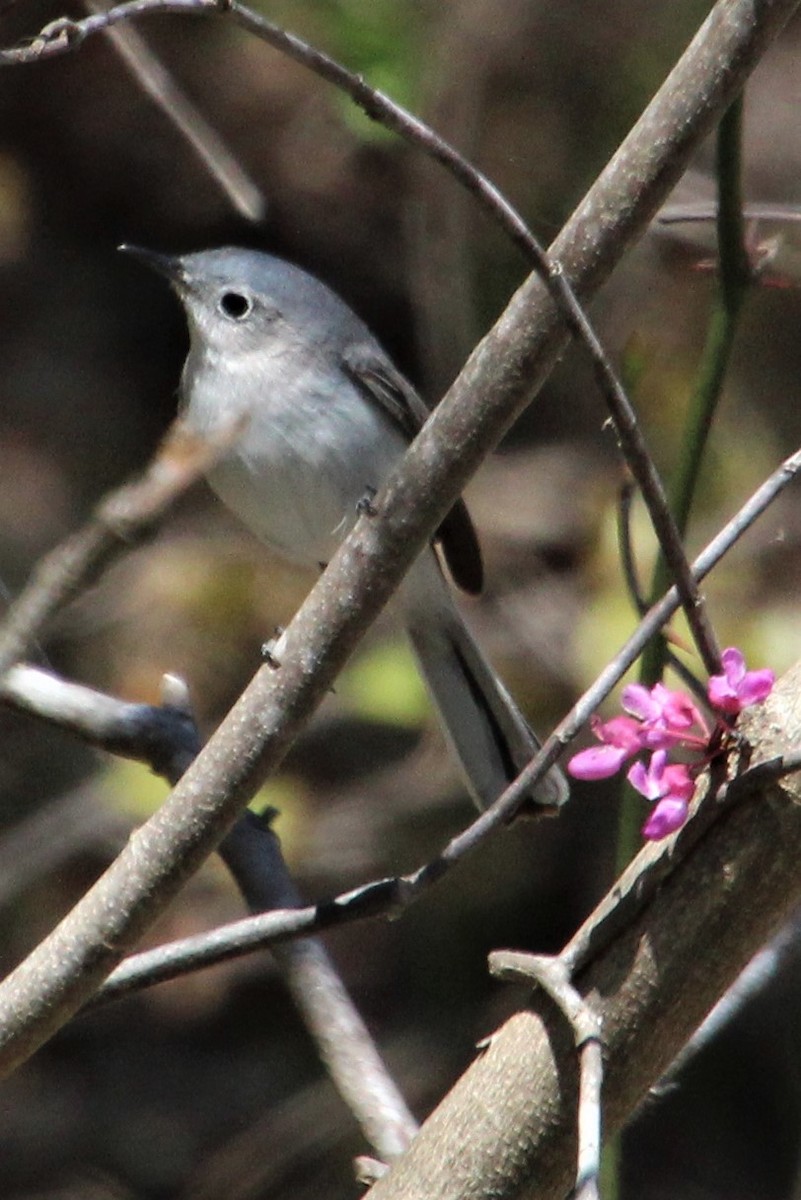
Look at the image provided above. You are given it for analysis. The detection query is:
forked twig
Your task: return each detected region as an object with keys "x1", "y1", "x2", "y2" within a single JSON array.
[
  {"x1": 489, "y1": 951, "x2": 603, "y2": 1200},
  {"x1": 0, "y1": 665, "x2": 417, "y2": 1163}
]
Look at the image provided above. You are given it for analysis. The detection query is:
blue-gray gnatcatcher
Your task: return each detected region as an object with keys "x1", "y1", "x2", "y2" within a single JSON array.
[{"x1": 122, "y1": 244, "x2": 567, "y2": 812}]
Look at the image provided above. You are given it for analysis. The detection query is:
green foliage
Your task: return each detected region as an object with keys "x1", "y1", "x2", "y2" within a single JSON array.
[
  {"x1": 340, "y1": 637, "x2": 430, "y2": 726},
  {"x1": 102, "y1": 757, "x2": 304, "y2": 826},
  {"x1": 268, "y1": 0, "x2": 424, "y2": 140}
]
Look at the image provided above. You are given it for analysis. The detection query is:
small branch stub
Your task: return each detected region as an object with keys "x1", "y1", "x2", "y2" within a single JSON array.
[{"x1": 490, "y1": 951, "x2": 604, "y2": 1200}]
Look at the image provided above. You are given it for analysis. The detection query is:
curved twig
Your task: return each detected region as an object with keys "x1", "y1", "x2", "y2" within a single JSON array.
[{"x1": 1, "y1": 0, "x2": 716, "y2": 670}]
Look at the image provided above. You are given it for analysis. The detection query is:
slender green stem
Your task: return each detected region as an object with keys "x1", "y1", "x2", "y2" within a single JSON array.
[
  {"x1": 615, "y1": 98, "x2": 751, "y2": 929},
  {"x1": 612, "y1": 97, "x2": 749, "y2": 1200},
  {"x1": 600, "y1": 1135, "x2": 622, "y2": 1200},
  {"x1": 640, "y1": 95, "x2": 750, "y2": 687}
]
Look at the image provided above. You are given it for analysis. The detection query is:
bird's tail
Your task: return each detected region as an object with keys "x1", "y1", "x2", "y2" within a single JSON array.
[{"x1": 399, "y1": 554, "x2": 568, "y2": 813}]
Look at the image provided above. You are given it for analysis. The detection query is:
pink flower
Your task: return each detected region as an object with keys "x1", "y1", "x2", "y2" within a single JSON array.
[
  {"x1": 569, "y1": 645, "x2": 773, "y2": 843},
  {"x1": 568, "y1": 715, "x2": 643, "y2": 780},
  {"x1": 627, "y1": 751, "x2": 695, "y2": 840},
  {"x1": 627, "y1": 750, "x2": 694, "y2": 803},
  {"x1": 622, "y1": 682, "x2": 708, "y2": 748},
  {"x1": 642, "y1": 796, "x2": 691, "y2": 840},
  {"x1": 707, "y1": 647, "x2": 775, "y2": 716}
]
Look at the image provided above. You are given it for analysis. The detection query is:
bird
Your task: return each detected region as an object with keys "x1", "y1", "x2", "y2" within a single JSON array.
[{"x1": 121, "y1": 244, "x2": 568, "y2": 813}]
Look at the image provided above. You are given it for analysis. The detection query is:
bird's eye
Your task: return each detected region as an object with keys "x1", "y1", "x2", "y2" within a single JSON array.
[{"x1": 218, "y1": 291, "x2": 253, "y2": 320}]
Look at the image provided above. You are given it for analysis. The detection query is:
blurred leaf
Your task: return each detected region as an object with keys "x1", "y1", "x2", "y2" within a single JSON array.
[
  {"x1": 269, "y1": 0, "x2": 423, "y2": 141},
  {"x1": 101, "y1": 757, "x2": 305, "y2": 824},
  {"x1": 340, "y1": 638, "x2": 430, "y2": 726},
  {"x1": 102, "y1": 757, "x2": 171, "y2": 819}
]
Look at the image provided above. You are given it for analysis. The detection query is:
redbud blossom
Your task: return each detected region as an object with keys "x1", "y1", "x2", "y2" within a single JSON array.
[
  {"x1": 568, "y1": 646, "x2": 774, "y2": 843},
  {"x1": 642, "y1": 796, "x2": 691, "y2": 840},
  {"x1": 707, "y1": 647, "x2": 775, "y2": 715},
  {"x1": 567, "y1": 715, "x2": 643, "y2": 780},
  {"x1": 627, "y1": 750, "x2": 694, "y2": 803},
  {"x1": 628, "y1": 752, "x2": 695, "y2": 841},
  {"x1": 622, "y1": 682, "x2": 708, "y2": 748}
]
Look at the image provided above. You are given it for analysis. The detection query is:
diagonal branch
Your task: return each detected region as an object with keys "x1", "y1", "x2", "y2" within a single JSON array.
[
  {"x1": 14, "y1": 437, "x2": 787, "y2": 1004},
  {"x1": 77, "y1": 425, "x2": 798, "y2": 1002},
  {"x1": 224, "y1": 0, "x2": 720, "y2": 672},
  {"x1": 366, "y1": 667, "x2": 801, "y2": 1200},
  {"x1": 3, "y1": 0, "x2": 718, "y2": 669},
  {"x1": 218, "y1": 815, "x2": 418, "y2": 1163}
]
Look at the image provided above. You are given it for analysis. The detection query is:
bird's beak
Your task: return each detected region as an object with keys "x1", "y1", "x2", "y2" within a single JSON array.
[{"x1": 118, "y1": 244, "x2": 187, "y2": 288}]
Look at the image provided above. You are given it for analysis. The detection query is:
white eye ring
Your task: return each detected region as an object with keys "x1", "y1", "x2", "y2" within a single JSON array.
[{"x1": 218, "y1": 290, "x2": 253, "y2": 320}]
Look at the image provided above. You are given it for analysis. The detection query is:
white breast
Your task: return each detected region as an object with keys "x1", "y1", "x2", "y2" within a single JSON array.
[{"x1": 185, "y1": 346, "x2": 408, "y2": 568}]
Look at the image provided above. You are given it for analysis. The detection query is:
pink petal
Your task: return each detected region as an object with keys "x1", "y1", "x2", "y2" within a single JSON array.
[
  {"x1": 642, "y1": 796, "x2": 689, "y2": 840},
  {"x1": 662, "y1": 763, "x2": 695, "y2": 802},
  {"x1": 627, "y1": 750, "x2": 668, "y2": 800},
  {"x1": 720, "y1": 646, "x2": 746, "y2": 686},
  {"x1": 707, "y1": 675, "x2": 740, "y2": 713},
  {"x1": 627, "y1": 759, "x2": 653, "y2": 797},
  {"x1": 593, "y1": 715, "x2": 644, "y2": 752},
  {"x1": 568, "y1": 744, "x2": 629, "y2": 780},
  {"x1": 736, "y1": 668, "x2": 775, "y2": 708},
  {"x1": 659, "y1": 689, "x2": 701, "y2": 731},
  {"x1": 624, "y1": 682, "x2": 704, "y2": 742},
  {"x1": 622, "y1": 684, "x2": 658, "y2": 722},
  {"x1": 708, "y1": 647, "x2": 775, "y2": 714}
]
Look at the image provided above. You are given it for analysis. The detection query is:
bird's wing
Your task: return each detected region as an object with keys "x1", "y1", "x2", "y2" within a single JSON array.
[{"x1": 342, "y1": 344, "x2": 483, "y2": 595}]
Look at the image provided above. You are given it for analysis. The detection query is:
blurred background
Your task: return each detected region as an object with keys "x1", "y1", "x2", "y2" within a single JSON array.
[{"x1": 2, "y1": 0, "x2": 801, "y2": 1196}]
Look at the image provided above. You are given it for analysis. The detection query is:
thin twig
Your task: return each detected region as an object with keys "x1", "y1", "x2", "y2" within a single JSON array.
[
  {"x1": 85, "y1": 0, "x2": 265, "y2": 220},
  {"x1": 224, "y1": 0, "x2": 718, "y2": 674},
  {"x1": 90, "y1": 445, "x2": 801, "y2": 1002},
  {"x1": 94, "y1": 746, "x2": 801, "y2": 1003},
  {"x1": 616, "y1": 481, "x2": 709, "y2": 705},
  {"x1": 220, "y1": 815, "x2": 418, "y2": 1162},
  {"x1": 643, "y1": 98, "x2": 751, "y2": 685},
  {"x1": 433, "y1": 444, "x2": 801, "y2": 839},
  {"x1": 0, "y1": 665, "x2": 417, "y2": 1161},
  {"x1": 2, "y1": 664, "x2": 202, "y2": 777},
  {"x1": 617, "y1": 477, "x2": 645, "y2": 612},
  {"x1": 489, "y1": 951, "x2": 603, "y2": 1200},
  {"x1": 0, "y1": 0, "x2": 222, "y2": 63},
  {"x1": 659, "y1": 202, "x2": 801, "y2": 225}
]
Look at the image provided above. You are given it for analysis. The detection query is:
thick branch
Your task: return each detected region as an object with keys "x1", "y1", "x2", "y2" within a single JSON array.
[
  {"x1": 365, "y1": 666, "x2": 801, "y2": 1200},
  {"x1": 3, "y1": 426, "x2": 798, "y2": 1005},
  {"x1": 0, "y1": 0, "x2": 795, "y2": 1078},
  {"x1": 226, "y1": 0, "x2": 718, "y2": 673}
]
